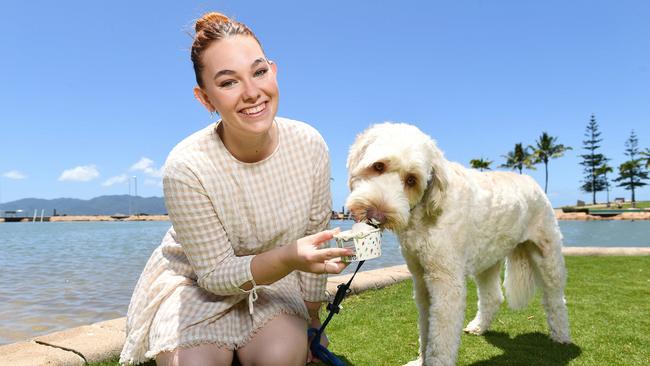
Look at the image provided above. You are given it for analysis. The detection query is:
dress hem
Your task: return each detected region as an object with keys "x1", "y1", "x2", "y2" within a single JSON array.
[{"x1": 120, "y1": 307, "x2": 309, "y2": 365}]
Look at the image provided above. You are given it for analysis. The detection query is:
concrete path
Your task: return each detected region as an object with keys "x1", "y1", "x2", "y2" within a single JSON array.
[{"x1": 1, "y1": 247, "x2": 648, "y2": 366}]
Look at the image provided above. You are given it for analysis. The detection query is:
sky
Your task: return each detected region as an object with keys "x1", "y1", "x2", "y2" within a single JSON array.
[{"x1": 1, "y1": 0, "x2": 649, "y2": 211}]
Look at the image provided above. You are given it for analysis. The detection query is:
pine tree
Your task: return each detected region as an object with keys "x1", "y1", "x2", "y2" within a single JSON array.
[
  {"x1": 595, "y1": 163, "x2": 613, "y2": 207},
  {"x1": 579, "y1": 115, "x2": 608, "y2": 204},
  {"x1": 613, "y1": 130, "x2": 649, "y2": 207}
]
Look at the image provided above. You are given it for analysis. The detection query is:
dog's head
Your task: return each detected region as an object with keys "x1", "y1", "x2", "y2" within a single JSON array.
[{"x1": 345, "y1": 122, "x2": 449, "y2": 231}]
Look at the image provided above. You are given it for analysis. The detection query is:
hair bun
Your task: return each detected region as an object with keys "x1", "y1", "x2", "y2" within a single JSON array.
[{"x1": 195, "y1": 12, "x2": 230, "y2": 33}]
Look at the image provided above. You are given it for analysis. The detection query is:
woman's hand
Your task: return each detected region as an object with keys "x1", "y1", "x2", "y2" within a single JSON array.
[{"x1": 285, "y1": 229, "x2": 353, "y2": 275}]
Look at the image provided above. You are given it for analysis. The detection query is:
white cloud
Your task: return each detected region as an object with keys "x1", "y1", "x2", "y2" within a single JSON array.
[
  {"x1": 102, "y1": 174, "x2": 129, "y2": 187},
  {"x1": 130, "y1": 157, "x2": 162, "y2": 177},
  {"x1": 3, "y1": 170, "x2": 27, "y2": 180},
  {"x1": 58, "y1": 165, "x2": 100, "y2": 182},
  {"x1": 144, "y1": 178, "x2": 163, "y2": 188}
]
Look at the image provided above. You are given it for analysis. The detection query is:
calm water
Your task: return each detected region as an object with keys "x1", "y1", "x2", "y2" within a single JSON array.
[{"x1": 1, "y1": 220, "x2": 648, "y2": 345}]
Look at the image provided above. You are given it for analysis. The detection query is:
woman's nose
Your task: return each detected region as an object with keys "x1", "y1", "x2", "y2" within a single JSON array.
[{"x1": 241, "y1": 80, "x2": 261, "y2": 102}]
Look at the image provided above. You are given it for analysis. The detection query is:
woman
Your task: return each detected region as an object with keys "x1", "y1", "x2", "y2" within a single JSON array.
[{"x1": 120, "y1": 12, "x2": 352, "y2": 366}]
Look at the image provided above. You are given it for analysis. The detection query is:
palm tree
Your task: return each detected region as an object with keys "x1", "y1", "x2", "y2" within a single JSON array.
[
  {"x1": 595, "y1": 163, "x2": 613, "y2": 207},
  {"x1": 469, "y1": 158, "x2": 493, "y2": 172},
  {"x1": 530, "y1": 132, "x2": 572, "y2": 193},
  {"x1": 500, "y1": 143, "x2": 535, "y2": 175}
]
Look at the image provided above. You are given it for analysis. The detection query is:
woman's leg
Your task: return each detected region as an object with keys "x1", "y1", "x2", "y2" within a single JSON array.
[
  {"x1": 237, "y1": 313, "x2": 308, "y2": 366},
  {"x1": 155, "y1": 343, "x2": 234, "y2": 366}
]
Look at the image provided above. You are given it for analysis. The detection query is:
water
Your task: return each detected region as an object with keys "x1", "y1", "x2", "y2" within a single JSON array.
[{"x1": 1, "y1": 219, "x2": 648, "y2": 345}]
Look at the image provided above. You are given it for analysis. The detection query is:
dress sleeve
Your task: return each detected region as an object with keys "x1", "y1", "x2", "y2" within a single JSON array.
[
  {"x1": 297, "y1": 138, "x2": 332, "y2": 302},
  {"x1": 163, "y1": 160, "x2": 254, "y2": 297}
]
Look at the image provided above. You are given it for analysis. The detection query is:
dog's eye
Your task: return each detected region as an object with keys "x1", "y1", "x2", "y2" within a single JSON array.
[
  {"x1": 372, "y1": 162, "x2": 385, "y2": 173},
  {"x1": 405, "y1": 175, "x2": 417, "y2": 187}
]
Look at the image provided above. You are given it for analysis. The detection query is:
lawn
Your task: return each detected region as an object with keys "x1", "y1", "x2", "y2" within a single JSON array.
[{"x1": 93, "y1": 256, "x2": 649, "y2": 366}]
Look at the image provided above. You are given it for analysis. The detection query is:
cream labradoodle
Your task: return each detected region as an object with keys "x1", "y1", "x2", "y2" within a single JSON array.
[{"x1": 345, "y1": 123, "x2": 571, "y2": 366}]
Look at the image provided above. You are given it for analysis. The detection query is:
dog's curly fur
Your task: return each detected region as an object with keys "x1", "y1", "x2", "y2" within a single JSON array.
[{"x1": 345, "y1": 123, "x2": 571, "y2": 366}]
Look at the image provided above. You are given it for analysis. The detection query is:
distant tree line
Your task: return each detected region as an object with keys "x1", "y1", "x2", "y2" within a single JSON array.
[{"x1": 468, "y1": 114, "x2": 650, "y2": 206}]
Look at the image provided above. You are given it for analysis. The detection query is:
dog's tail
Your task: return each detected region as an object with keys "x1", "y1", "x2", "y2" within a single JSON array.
[{"x1": 503, "y1": 243, "x2": 537, "y2": 310}]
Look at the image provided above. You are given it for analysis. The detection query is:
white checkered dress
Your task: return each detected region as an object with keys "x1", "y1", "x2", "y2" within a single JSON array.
[{"x1": 120, "y1": 118, "x2": 331, "y2": 365}]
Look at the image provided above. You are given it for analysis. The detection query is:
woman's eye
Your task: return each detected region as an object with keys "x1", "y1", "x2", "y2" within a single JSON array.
[
  {"x1": 219, "y1": 80, "x2": 237, "y2": 88},
  {"x1": 373, "y1": 162, "x2": 385, "y2": 173},
  {"x1": 406, "y1": 175, "x2": 417, "y2": 187},
  {"x1": 254, "y1": 68, "x2": 268, "y2": 78}
]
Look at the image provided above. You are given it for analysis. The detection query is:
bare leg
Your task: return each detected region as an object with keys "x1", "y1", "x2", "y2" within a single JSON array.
[
  {"x1": 237, "y1": 313, "x2": 308, "y2": 366},
  {"x1": 155, "y1": 343, "x2": 234, "y2": 366},
  {"x1": 464, "y1": 261, "x2": 503, "y2": 335}
]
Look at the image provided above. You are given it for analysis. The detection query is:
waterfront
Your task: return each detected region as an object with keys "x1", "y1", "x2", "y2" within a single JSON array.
[{"x1": 1, "y1": 220, "x2": 649, "y2": 345}]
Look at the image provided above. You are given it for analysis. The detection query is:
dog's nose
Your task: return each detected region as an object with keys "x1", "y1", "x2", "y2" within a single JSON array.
[{"x1": 366, "y1": 208, "x2": 386, "y2": 224}]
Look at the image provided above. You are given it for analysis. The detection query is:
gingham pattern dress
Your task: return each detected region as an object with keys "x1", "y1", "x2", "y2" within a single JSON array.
[{"x1": 119, "y1": 117, "x2": 331, "y2": 365}]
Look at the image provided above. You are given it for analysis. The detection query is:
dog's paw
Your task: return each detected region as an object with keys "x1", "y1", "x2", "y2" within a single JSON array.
[
  {"x1": 402, "y1": 358, "x2": 422, "y2": 366},
  {"x1": 550, "y1": 332, "x2": 572, "y2": 344},
  {"x1": 463, "y1": 320, "x2": 485, "y2": 335}
]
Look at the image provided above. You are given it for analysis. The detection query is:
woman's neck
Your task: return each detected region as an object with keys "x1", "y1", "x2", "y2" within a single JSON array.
[{"x1": 217, "y1": 121, "x2": 278, "y2": 163}]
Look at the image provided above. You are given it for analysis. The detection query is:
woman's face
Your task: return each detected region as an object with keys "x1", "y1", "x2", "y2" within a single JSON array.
[{"x1": 194, "y1": 35, "x2": 279, "y2": 137}]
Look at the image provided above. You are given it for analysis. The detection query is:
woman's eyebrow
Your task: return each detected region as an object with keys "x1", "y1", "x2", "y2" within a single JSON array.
[
  {"x1": 213, "y1": 58, "x2": 268, "y2": 80},
  {"x1": 251, "y1": 58, "x2": 267, "y2": 68},
  {"x1": 213, "y1": 69, "x2": 235, "y2": 80}
]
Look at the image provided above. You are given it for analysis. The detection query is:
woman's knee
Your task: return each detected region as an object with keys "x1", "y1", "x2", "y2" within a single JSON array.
[
  {"x1": 237, "y1": 314, "x2": 308, "y2": 366},
  {"x1": 155, "y1": 343, "x2": 234, "y2": 366}
]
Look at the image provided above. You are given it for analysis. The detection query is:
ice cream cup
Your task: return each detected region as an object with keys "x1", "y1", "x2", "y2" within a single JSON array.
[{"x1": 334, "y1": 226, "x2": 382, "y2": 262}]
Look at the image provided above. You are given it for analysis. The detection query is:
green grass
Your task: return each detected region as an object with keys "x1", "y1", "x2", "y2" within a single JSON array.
[
  {"x1": 92, "y1": 256, "x2": 649, "y2": 366},
  {"x1": 619, "y1": 201, "x2": 650, "y2": 209}
]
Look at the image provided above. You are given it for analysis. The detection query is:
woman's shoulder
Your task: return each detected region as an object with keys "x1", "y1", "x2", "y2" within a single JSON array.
[
  {"x1": 277, "y1": 117, "x2": 327, "y2": 151},
  {"x1": 163, "y1": 123, "x2": 218, "y2": 175}
]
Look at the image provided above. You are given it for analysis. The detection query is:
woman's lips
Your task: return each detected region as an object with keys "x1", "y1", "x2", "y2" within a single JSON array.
[{"x1": 239, "y1": 102, "x2": 267, "y2": 117}]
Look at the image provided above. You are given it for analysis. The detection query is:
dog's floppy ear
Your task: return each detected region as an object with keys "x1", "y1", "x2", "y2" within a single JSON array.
[
  {"x1": 423, "y1": 139, "x2": 449, "y2": 217},
  {"x1": 347, "y1": 127, "x2": 377, "y2": 189}
]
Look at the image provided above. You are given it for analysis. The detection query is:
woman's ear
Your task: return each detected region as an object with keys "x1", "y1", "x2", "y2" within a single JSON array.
[
  {"x1": 193, "y1": 86, "x2": 216, "y2": 112},
  {"x1": 269, "y1": 60, "x2": 278, "y2": 75}
]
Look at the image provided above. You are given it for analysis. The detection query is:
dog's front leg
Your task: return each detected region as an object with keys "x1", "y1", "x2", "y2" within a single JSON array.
[{"x1": 422, "y1": 270, "x2": 466, "y2": 366}]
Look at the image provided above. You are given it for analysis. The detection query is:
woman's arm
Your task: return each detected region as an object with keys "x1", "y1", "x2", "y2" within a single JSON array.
[{"x1": 164, "y1": 159, "x2": 350, "y2": 296}]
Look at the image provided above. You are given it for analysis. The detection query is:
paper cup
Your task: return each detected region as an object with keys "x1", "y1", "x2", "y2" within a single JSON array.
[{"x1": 335, "y1": 227, "x2": 382, "y2": 262}]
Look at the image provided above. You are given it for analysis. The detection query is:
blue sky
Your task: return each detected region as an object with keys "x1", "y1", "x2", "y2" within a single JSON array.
[{"x1": 1, "y1": 1, "x2": 649, "y2": 210}]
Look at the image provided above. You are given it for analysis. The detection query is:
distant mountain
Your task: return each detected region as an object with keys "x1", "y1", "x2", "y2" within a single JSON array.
[{"x1": 0, "y1": 195, "x2": 167, "y2": 216}]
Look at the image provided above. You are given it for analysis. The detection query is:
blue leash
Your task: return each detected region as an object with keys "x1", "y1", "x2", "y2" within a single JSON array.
[{"x1": 308, "y1": 260, "x2": 365, "y2": 366}]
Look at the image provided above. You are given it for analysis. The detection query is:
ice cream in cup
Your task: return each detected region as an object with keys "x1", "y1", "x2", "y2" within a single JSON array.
[{"x1": 334, "y1": 222, "x2": 382, "y2": 262}]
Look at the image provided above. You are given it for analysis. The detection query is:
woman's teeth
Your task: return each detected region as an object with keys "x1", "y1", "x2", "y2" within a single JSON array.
[{"x1": 241, "y1": 103, "x2": 266, "y2": 115}]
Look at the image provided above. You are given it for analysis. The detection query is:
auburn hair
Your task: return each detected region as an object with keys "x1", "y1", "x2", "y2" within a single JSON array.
[{"x1": 191, "y1": 12, "x2": 263, "y2": 87}]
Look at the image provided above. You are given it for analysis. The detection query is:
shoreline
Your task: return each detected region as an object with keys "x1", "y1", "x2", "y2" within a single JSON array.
[
  {"x1": 1, "y1": 211, "x2": 649, "y2": 223},
  {"x1": 0, "y1": 215, "x2": 170, "y2": 223},
  {"x1": 1, "y1": 247, "x2": 649, "y2": 365},
  {"x1": 553, "y1": 209, "x2": 650, "y2": 221}
]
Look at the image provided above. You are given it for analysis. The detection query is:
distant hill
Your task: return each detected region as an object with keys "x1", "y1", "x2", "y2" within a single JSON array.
[{"x1": 0, "y1": 195, "x2": 166, "y2": 216}]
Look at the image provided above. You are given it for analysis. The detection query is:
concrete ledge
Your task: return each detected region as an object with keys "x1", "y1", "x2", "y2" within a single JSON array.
[
  {"x1": 0, "y1": 341, "x2": 85, "y2": 366},
  {"x1": 562, "y1": 246, "x2": 650, "y2": 256},
  {"x1": 33, "y1": 322, "x2": 125, "y2": 364},
  {"x1": 326, "y1": 264, "x2": 411, "y2": 296}
]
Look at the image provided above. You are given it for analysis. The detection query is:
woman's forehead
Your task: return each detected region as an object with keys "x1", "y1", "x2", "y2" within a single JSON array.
[{"x1": 202, "y1": 36, "x2": 265, "y2": 72}]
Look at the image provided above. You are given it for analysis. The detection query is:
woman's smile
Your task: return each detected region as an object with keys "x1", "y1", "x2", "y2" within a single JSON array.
[{"x1": 239, "y1": 101, "x2": 268, "y2": 118}]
